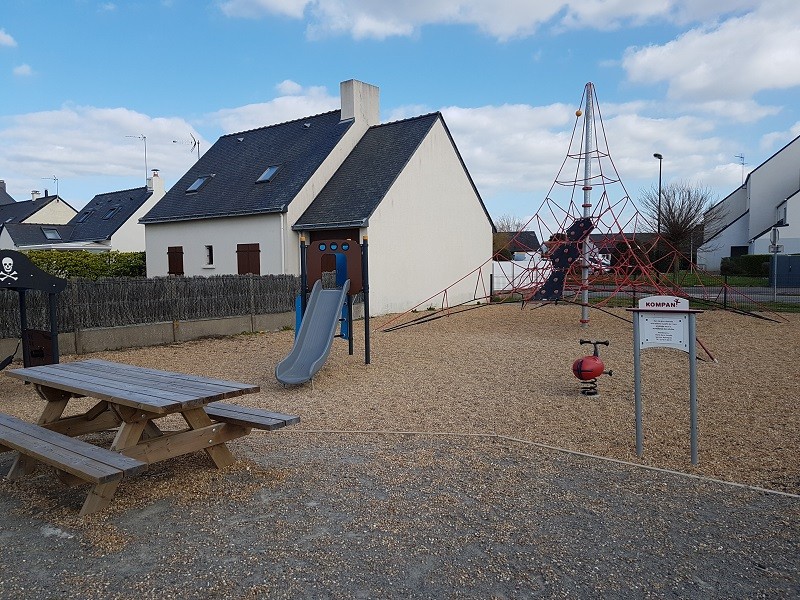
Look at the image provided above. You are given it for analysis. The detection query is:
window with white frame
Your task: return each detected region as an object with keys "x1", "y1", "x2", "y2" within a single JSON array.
[{"x1": 205, "y1": 245, "x2": 214, "y2": 266}]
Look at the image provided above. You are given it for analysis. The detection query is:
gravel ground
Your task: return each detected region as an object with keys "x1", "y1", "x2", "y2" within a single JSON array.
[{"x1": 0, "y1": 303, "x2": 798, "y2": 598}]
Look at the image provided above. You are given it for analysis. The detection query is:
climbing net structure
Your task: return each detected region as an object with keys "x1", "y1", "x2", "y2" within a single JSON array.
[{"x1": 381, "y1": 83, "x2": 783, "y2": 332}]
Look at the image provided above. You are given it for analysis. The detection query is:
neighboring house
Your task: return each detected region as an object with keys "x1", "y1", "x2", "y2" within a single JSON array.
[
  {"x1": 698, "y1": 134, "x2": 800, "y2": 271},
  {"x1": 0, "y1": 189, "x2": 76, "y2": 229},
  {"x1": 0, "y1": 188, "x2": 77, "y2": 250},
  {"x1": 0, "y1": 171, "x2": 165, "y2": 252},
  {"x1": 0, "y1": 180, "x2": 17, "y2": 205},
  {"x1": 141, "y1": 79, "x2": 495, "y2": 316}
]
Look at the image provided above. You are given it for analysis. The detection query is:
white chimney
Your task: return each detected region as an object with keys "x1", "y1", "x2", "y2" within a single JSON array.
[
  {"x1": 147, "y1": 169, "x2": 165, "y2": 195},
  {"x1": 31, "y1": 190, "x2": 41, "y2": 200},
  {"x1": 340, "y1": 80, "x2": 380, "y2": 127}
]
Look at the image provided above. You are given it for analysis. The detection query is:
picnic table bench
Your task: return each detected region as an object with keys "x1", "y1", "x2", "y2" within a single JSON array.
[{"x1": 1, "y1": 359, "x2": 299, "y2": 515}]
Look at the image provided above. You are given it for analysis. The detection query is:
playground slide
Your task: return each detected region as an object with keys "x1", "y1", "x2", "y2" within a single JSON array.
[{"x1": 275, "y1": 279, "x2": 350, "y2": 385}]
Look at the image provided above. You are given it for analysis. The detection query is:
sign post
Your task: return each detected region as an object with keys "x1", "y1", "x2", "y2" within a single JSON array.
[{"x1": 628, "y1": 296, "x2": 703, "y2": 464}]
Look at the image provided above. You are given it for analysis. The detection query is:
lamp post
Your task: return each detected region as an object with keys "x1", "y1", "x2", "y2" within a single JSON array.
[{"x1": 653, "y1": 153, "x2": 663, "y2": 235}]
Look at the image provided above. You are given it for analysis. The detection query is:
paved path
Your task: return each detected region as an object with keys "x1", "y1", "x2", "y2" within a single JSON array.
[{"x1": 1, "y1": 433, "x2": 797, "y2": 599}]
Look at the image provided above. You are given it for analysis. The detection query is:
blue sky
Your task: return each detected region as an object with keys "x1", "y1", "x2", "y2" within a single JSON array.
[{"x1": 2, "y1": 0, "x2": 799, "y2": 223}]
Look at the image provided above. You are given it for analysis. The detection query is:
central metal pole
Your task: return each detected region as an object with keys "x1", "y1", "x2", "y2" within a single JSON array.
[{"x1": 580, "y1": 83, "x2": 594, "y2": 327}]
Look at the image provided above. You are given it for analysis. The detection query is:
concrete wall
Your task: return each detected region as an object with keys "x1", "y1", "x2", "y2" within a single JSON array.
[
  {"x1": 0, "y1": 311, "x2": 295, "y2": 359},
  {"x1": 367, "y1": 117, "x2": 494, "y2": 315}
]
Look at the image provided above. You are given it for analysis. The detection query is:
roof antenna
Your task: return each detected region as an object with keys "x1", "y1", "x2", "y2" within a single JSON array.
[
  {"x1": 735, "y1": 153, "x2": 746, "y2": 186},
  {"x1": 41, "y1": 175, "x2": 58, "y2": 197},
  {"x1": 126, "y1": 134, "x2": 148, "y2": 183},
  {"x1": 173, "y1": 133, "x2": 200, "y2": 159}
]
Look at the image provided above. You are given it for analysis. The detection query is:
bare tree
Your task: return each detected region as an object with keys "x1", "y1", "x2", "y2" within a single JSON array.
[
  {"x1": 638, "y1": 181, "x2": 725, "y2": 269},
  {"x1": 494, "y1": 214, "x2": 528, "y2": 233},
  {"x1": 492, "y1": 214, "x2": 529, "y2": 260}
]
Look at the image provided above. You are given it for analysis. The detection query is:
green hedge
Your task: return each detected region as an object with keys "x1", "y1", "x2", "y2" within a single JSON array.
[
  {"x1": 24, "y1": 250, "x2": 146, "y2": 279},
  {"x1": 720, "y1": 254, "x2": 770, "y2": 276}
]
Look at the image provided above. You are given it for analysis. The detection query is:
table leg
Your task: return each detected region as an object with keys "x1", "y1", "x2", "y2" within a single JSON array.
[
  {"x1": 80, "y1": 480, "x2": 121, "y2": 516},
  {"x1": 181, "y1": 408, "x2": 236, "y2": 468}
]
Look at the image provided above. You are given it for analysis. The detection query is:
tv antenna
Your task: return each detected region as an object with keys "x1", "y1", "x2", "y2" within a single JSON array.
[
  {"x1": 126, "y1": 134, "x2": 148, "y2": 182},
  {"x1": 734, "y1": 153, "x2": 746, "y2": 186},
  {"x1": 173, "y1": 133, "x2": 200, "y2": 159},
  {"x1": 41, "y1": 175, "x2": 58, "y2": 196}
]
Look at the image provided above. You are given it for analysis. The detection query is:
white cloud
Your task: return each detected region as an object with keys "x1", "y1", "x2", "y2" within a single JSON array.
[
  {"x1": 219, "y1": 0, "x2": 308, "y2": 19},
  {"x1": 12, "y1": 64, "x2": 33, "y2": 77},
  {"x1": 214, "y1": 0, "x2": 744, "y2": 40},
  {"x1": 0, "y1": 28, "x2": 17, "y2": 47},
  {"x1": 623, "y1": 0, "x2": 800, "y2": 102},
  {"x1": 216, "y1": 0, "x2": 765, "y2": 41},
  {"x1": 207, "y1": 83, "x2": 337, "y2": 132},
  {"x1": 0, "y1": 106, "x2": 203, "y2": 203},
  {"x1": 275, "y1": 79, "x2": 304, "y2": 95}
]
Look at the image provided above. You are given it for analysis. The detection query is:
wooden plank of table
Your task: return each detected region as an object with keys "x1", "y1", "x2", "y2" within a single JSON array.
[
  {"x1": 81, "y1": 359, "x2": 260, "y2": 397},
  {"x1": 6, "y1": 366, "x2": 201, "y2": 413},
  {"x1": 59, "y1": 360, "x2": 256, "y2": 399}
]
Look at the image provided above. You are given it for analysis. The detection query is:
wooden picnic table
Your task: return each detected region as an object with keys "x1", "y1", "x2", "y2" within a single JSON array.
[{"x1": 1, "y1": 359, "x2": 298, "y2": 515}]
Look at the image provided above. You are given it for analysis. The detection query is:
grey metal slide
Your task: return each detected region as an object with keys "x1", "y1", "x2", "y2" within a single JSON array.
[{"x1": 275, "y1": 279, "x2": 350, "y2": 385}]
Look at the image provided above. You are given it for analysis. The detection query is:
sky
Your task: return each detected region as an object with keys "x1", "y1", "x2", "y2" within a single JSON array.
[{"x1": 2, "y1": 0, "x2": 800, "y2": 224}]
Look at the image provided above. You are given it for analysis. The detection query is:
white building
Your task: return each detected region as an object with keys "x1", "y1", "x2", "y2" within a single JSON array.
[
  {"x1": 698, "y1": 134, "x2": 800, "y2": 271},
  {"x1": 0, "y1": 172, "x2": 165, "y2": 252},
  {"x1": 141, "y1": 80, "x2": 495, "y2": 315}
]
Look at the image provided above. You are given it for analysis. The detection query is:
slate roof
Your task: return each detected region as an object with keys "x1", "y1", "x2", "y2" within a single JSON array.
[
  {"x1": 3, "y1": 223, "x2": 75, "y2": 246},
  {"x1": 294, "y1": 112, "x2": 492, "y2": 231},
  {"x1": 0, "y1": 182, "x2": 15, "y2": 205},
  {"x1": 69, "y1": 186, "x2": 152, "y2": 242},
  {"x1": 505, "y1": 231, "x2": 541, "y2": 253},
  {"x1": 141, "y1": 111, "x2": 354, "y2": 224},
  {"x1": 0, "y1": 196, "x2": 61, "y2": 224}
]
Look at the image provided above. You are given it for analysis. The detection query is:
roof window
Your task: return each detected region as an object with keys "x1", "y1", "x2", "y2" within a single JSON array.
[
  {"x1": 76, "y1": 210, "x2": 94, "y2": 223},
  {"x1": 42, "y1": 227, "x2": 61, "y2": 240},
  {"x1": 256, "y1": 165, "x2": 281, "y2": 183},
  {"x1": 186, "y1": 174, "x2": 214, "y2": 193},
  {"x1": 102, "y1": 207, "x2": 120, "y2": 220}
]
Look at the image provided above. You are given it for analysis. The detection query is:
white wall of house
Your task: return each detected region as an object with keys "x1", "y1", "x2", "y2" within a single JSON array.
[
  {"x1": 366, "y1": 118, "x2": 493, "y2": 315},
  {"x1": 0, "y1": 229, "x2": 15, "y2": 249},
  {"x1": 697, "y1": 213, "x2": 749, "y2": 271},
  {"x1": 699, "y1": 135, "x2": 800, "y2": 270},
  {"x1": 281, "y1": 80, "x2": 380, "y2": 275},
  {"x1": 22, "y1": 199, "x2": 76, "y2": 224},
  {"x1": 746, "y1": 137, "x2": 800, "y2": 239},
  {"x1": 145, "y1": 213, "x2": 284, "y2": 276},
  {"x1": 111, "y1": 173, "x2": 166, "y2": 252}
]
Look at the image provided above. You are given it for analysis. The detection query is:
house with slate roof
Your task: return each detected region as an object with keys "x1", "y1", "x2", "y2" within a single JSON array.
[
  {"x1": 0, "y1": 188, "x2": 77, "y2": 250},
  {"x1": 0, "y1": 180, "x2": 17, "y2": 205},
  {"x1": 0, "y1": 171, "x2": 164, "y2": 252},
  {"x1": 141, "y1": 80, "x2": 495, "y2": 315},
  {"x1": 698, "y1": 133, "x2": 800, "y2": 271}
]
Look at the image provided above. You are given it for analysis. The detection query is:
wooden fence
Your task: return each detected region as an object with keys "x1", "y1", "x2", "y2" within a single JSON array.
[{"x1": 0, "y1": 275, "x2": 300, "y2": 337}]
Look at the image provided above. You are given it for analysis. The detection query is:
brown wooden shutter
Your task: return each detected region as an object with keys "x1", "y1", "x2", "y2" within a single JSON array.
[
  {"x1": 236, "y1": 243, "x2": 260, "y2": 275},
  {"x1": 167, "y1": 246, "x2": 184, "y2": 276}
]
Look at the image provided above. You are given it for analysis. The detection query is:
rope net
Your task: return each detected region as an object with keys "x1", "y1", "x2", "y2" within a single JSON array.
[{"x1": 379, "y1": 84, "x2": 783, "y2": 332}]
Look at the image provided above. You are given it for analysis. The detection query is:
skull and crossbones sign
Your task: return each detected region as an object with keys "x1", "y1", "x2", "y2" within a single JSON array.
[{"x1": 0, "y1": 257, "x2": 18, "y2": 282}]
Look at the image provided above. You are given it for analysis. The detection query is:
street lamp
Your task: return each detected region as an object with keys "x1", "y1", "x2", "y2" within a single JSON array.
[{"x1": 653, "y1": 153, "x2": 663, "y2": 235}]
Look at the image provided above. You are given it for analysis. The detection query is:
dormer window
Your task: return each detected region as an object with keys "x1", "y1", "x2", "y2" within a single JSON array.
[
  {"x1": 256, "y1": 165, "x2": 281, "y2": 183},
  {"x1": 76, "y1": 210, "x2": 94, "y2": 223},
  {"x1": 102, "y1": 207, "x2": 120, "y2": 220},
  {"x1": 42, "y1": 227, "x2": 61, "y2": 240},
  {"x1": 186, "y1": 174, "x2": 214, "y2": 193}
]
